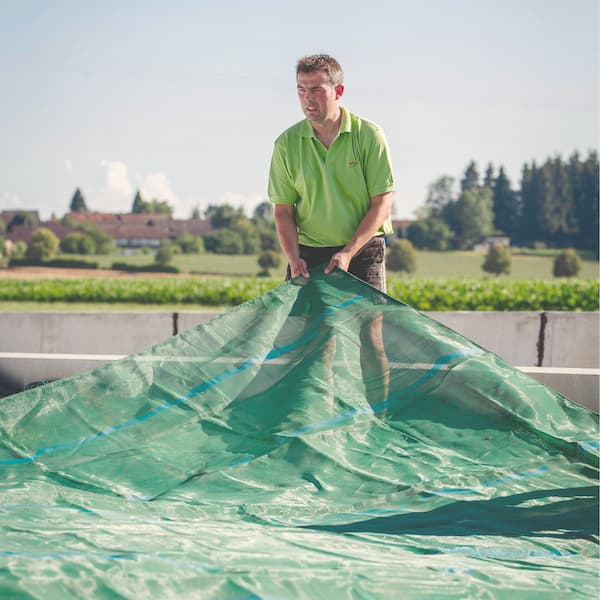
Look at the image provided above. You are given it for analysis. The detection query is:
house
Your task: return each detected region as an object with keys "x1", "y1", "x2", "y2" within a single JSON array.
[
  {"x1": 0, "y1": 210, "x2": 40, "y2": 230},
  {"x1": 473, "y1": 236, "x2": 511, "y2": 252},
  {"x1": 3, "y1": 211, "x2": 215, "y2": 250}
]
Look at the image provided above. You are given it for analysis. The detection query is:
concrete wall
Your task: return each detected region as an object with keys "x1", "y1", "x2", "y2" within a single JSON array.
[{"x1": 0, "y1": 311, "x2": 598, "y2": 411}]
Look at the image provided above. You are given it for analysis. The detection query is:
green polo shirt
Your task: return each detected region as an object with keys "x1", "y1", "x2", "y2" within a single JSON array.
[{"x1": 268, "y1": 108, "x2": 394, "y2": 247}]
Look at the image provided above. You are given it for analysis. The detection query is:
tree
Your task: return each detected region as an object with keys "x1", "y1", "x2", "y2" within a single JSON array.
[
  {"x1": 386, "y1": 239, "x2": 417, "y2": 274},
  {"x1": 492, "y1": 167, "x2": 519, "y2": 237},
  {"x1": 553, "y1": 248, "x2": 581, "y2": 277},
  {"x1": 132, "y1": 190, "x2": 146, "y2": 214},
  {"x1": 444, "y1": 187, "x2": 494, "y2": 249},
  {"x1": 257, "y1": 250, "x2": 281, "y2": 276},
  {"x1": 155, "y1": 241, "x2": 174, "y2": 265},
  {"x1": 69, "y1": 188, "x2": 88, "y2": 213},
  {"x1": 174, "y1": 233, "x2": 204, "y2": 254},
  {"x1": 205, "y1": 204, "x2": 245, "y2": 229},
  {"x1": 60, "y1": 232, "x2": 95, "y2": 255},
  {"x1": 11, "y1": 241, "x2": 26, "y2": 259},
  {"x1": 423, "y1": 176, "x2": 455, "y2": 217},
  {"x1": 61, "y1": 214, "x2": 77, "y2": 227},
  {"x1": 257, "y1": 226, "x2": 278, "y2": 251},
  {"x1": 483, "y1": 163, "x2": 495, "y2": 189},
  {"x1": 190, "y1": 205, "x2": 201, "y2": 220},
  {"x1": 79, "y1": 223, "x2": 114, "y2": 254},
  {"x1": 406, "y1": 221, "x2": 428, "y2": 249},
  {"x1": 231, "y1": 218, "x2": 261, "y2": 254},
  {"x1": 253, "y1": 201, "x2": 273, "y2": 222},
  {"x1": 482, "y1": 244, "x2": 511, "y2": 276},
  {"x1": 575, "y1": 151, "x2": 599, "y2": 252},
  {"x1": 25, "y1": 228, "x2": 60, "y2": 261},
  {"x1": 148, "y1": 199, "x2": 173, "y2": 216},
  {"x1": 460, "y1": 161, "x2": 480, "y2": 192},
  {"x1": 204, "y1": 229, "x2": 245, "y2": 254},
  {"x1": 407, "y1": 218, "x2": 452, "y2": 250}
]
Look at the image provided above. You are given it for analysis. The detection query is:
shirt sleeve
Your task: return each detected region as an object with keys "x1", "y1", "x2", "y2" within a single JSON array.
[
  {"x1": 362, "y1": 126, "x2": 395, "y2": 199},
  {"x1": 268, "y1": 140, "x2": 298, "y2": 205}
]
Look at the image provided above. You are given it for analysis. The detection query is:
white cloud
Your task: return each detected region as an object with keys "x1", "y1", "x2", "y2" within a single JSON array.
[
  {"x1": 136, "y1": 172, "x2": 176, "y2": 203},
  {"x1": 136, "y1": 171, "x2": 188, "y2": 217},
  {"x1": 83, "y1": 161, "x2": 266, "y2": 219},
  {"x1": 88, "y1": 160, "x2": 134, "y2": 213},
  {"x1": 64, "y1": 159, "x2": 73, "y2": 171}
]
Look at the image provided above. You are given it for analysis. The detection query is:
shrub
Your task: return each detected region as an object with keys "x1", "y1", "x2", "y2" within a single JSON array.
[
  {"x1": 553, "y1": 248, "x2": 581, "y2": 277},
  {"x1": 25, "y1": 228, "x2": 60, "y2": 261},
  {"x1": 482, "y1": 244, "x2": 511, "y2": 276},
  {"x1": 386, "y1": 239, "x2": 417, "y2": 274},
  {"x1": 407, "y1": 218, "x2": 452, "y2": 251},
  {"x1": 175, "y1": 233, "x2": 204, "y2": 254},
  {"x1": 155, "y1": 242, "x2": 174, "y2": 265},
  {"x1": 79, "y1": 222, "x2": 115, "y2": 254},
  {"x1": 8, "y1": 258, "x2": 99, "y2": 269},
  {"x1": 111, "y1": 262, "x2": 179, "y2": 273},
  {"x1": 204, "y1": 229, "x2": 245, "y2": 254},
  {"x1": 10, "y1": 240, "x2": 27, "y2": 259},
  {"x1": 257, "y1": 250, "x2": 281, "y2": 276},
  {"x1": 60, "y1": 232, "x2": 96, "y2": 255}
]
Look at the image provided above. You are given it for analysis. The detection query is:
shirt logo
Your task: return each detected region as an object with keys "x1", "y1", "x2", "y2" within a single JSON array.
[{"x1": 348, "y1": 161, "x2": 360, "y2": 166}]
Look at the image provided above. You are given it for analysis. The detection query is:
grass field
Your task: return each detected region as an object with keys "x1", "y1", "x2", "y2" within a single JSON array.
[{"x1": 62, "y1": 249, "x2": 599, "y2": 280}]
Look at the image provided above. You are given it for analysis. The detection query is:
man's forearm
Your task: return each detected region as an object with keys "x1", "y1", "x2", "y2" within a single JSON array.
[
  {"x1": 274, "y1": 204, "x2": 300, "y2": 262},
  {"x1": 273, "y1": 203, "x2": 310, "y2": 278},
  {"x1": 342, "y1": 192, "x2": 393, "y2": 257}
]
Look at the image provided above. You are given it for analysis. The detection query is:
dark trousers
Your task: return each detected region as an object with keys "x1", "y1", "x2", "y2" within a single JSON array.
[{"x1": 285, "y1": 236, "x2": 386, "y2": 292}]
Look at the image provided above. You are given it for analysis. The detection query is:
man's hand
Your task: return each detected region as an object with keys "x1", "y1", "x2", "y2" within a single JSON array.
[
  {"x1": 324, "y1": 250, "x2": 352, "y2": 274},
  {"x1": 290, "y1": 257, "x2": 310, "y2": 279}
]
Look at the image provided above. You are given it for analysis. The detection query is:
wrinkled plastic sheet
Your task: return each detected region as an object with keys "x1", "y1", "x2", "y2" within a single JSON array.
[{"x1": 0, "y1": 268, "x2": 598, "y2": 598}]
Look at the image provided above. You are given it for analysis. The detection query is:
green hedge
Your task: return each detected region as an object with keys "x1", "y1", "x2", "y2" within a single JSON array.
[
  {"x1": 0, "y1": 277, "x2": 597, "y2": 310},
  {"x1": 111, "y1": 262, "x2": 180, "y2": 274},
  {"x1": 9, "y1": 258, "x2": 99, "y2": 269},
  {"x1": 386, "y1": 278, "x2": 599, "y2": 311}
]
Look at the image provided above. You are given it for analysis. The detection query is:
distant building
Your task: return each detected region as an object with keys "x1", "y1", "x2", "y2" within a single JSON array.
[
  {"x1": 3, "y1": 211, "x2": 215, "y2": 250},
  {"x1": 473, "y1": 236, "x2": 511, "y2": 252},
  {"x1": 0, "y1": 210, "x2": 40, "y2": 230}
]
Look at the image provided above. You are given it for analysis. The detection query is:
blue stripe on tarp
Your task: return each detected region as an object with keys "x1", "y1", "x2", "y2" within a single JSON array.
[
  {"x1": 276, "y1": 350, "x2": 476, "y2": 438},
  {"x1": 0, "y1": 294, "x2": 366, "y2": 466}
]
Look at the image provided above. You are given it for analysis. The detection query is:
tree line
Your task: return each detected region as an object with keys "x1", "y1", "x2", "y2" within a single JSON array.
[{"x1": 406, "y1": 150, "x2": 598, "y2": 253}]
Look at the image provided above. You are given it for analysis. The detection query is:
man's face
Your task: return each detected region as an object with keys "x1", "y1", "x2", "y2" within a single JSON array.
[{"x1": 296, "y1": 70, "x2": 344, "y2": 123}]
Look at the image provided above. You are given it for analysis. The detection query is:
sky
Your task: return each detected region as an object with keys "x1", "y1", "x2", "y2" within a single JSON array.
[{"x1": 0, "y1": 0, "x2": 598, "y2": 221}]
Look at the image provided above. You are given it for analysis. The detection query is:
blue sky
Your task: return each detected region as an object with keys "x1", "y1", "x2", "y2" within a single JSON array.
[{"x1": 0, "y1": 0, "x2": 597, "y2": 221}]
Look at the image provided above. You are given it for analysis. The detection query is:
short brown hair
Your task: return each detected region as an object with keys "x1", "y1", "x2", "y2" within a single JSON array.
[{"x1": 296, "y1": 54, "x2": 344, "y2": 86}]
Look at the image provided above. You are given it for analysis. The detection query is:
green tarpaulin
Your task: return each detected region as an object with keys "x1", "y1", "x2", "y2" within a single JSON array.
[{"x1": 0, "y1": 268, "x2": 598, "y2": 598}]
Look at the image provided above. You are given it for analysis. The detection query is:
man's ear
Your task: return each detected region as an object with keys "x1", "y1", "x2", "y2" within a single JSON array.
[{"x1": 335, "y1": 84, "x2": 344, "y2": 100}]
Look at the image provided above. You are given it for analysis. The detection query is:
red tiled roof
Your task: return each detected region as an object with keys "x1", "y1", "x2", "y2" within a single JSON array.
[
  {"x1": 4, "y1": 210, "x2": 215, "y2": 246},
  {"x1": 67, "y1": 212, "x2": 172, "y2": 224},
  {"x1": 5, "y1": 223, "x2": 78, "y2": 244}
]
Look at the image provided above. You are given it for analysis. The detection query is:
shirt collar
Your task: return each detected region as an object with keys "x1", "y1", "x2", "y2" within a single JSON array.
[{"x1": 301, "y1": 106, "x2": 351, "y2": 138}]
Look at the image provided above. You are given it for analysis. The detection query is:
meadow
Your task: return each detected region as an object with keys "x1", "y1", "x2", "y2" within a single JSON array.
[{"x1": 60, "y1": 248, "x2": 599, "y2": 280}]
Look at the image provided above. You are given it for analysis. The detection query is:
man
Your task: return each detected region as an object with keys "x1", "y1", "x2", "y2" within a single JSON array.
[{"x1": 268, "y1": 53, "x2": 395, "y2": 292}]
